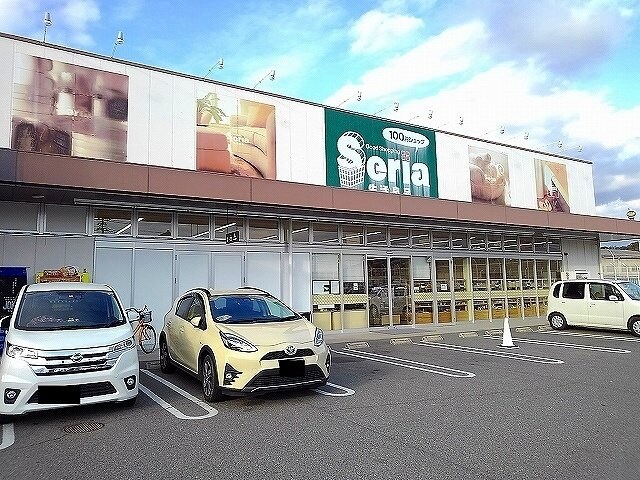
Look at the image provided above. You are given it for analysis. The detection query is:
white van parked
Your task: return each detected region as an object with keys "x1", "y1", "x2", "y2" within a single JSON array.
[
  {"x1": 547, "y1": 279, "x2": 640, "y2": 336},
  {"x1": 0, "y1": 282, "x2": 139, "y2": 417}
]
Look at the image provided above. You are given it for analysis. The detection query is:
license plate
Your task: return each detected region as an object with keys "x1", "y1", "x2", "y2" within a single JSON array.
[
  {"x1": 38, "y1": 385, "x2": 81, "y2": 404},
  {"x1": 279, "y1": 359, "x2": 305, "y2": 377}
]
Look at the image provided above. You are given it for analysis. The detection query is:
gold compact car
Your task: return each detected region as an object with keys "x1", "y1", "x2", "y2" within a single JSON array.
[{"x1": 159, "y1": 287, "x2": 330, "y2": 402}]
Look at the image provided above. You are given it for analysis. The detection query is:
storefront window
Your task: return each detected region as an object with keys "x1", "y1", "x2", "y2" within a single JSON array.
[
  {"x1": 548, "y1": 238, "x2": 561, "y2": 253},
  {"x1": 453, "y1": 257, "x2": 471, "y2": 322},
  {"x1": 284, "y1": 220, "x2": 310, "y2": 243},
  {"x1": 488, "y1": 258, "x2": 504, "y2": 291},
  {"x1": 469, "y1": 232, "x2": 486, "y2": 250},
  {"x1": 550, "y1": 259, "x2": 562, "y2": 284},
  {"x1": 413, "y1": 256, "x2": 433, "y2": 324},
  {"x1": 534, "y1": 236, "x2": 548, "y2": 253},
  {"x1": 503, "y1": 235, "x2": 518, "y2": 252},
  {"x1": 340, "y1": 255, "x2": 367, "y2": 330},
  {"x1": 487, "y1": 234, "x2": 502, "y2": 251},
  {"x1": 94, "y1": 207, "x2": 132, "y2": 235},
  {"x1": 311, "y1": 254, "x2": 340, "y2": 330},
  {"x1": 214, "y1": 215, "x2": 244, "y2": 241},
  {"x1": 506, "y1": 259, "x2": 520, "y2": 290},
  {"x1": 46, "y1": 204, "x2": 87, "y2": 234},
  {"x1": 313, "y1": 222, "x2": 339, "y2": 244},
  {"x1": 366, "y1": 226, "x2": 387, "y2": 246},
  {"x1": 536, "y1": 260, "x2": 549, "y2": 288},
  {"x1": 471, "y1": 258, "x2": 488, "y2": 291},
  {"x1": 411, "y1": 229, "x2": 430, "y2": 248},
  {"x1": 522, "y1": 259, "x2": 535, "y2": 291},
  {"x1": 519, "y1": 235, "x2": 533, "y2": 252},
  {"x1": 342, "y1": 225, "x2": 363, "y2": 245},
  {"x1": 432, "y1": 231, "x2": 450, "y2": 249},
  {"x1": 389, "y1": 228, "x2": 409, "y2": 247},
  {"x1": 248, "y1": 218, "x2": 279, "y2": 241},
  {"x1": 177, "y1": 213, "x2": 209, "y2": 239},
  {"x1": 137, "y1": 210, "x2": 172, "y2": 237},
  {"x1": 451, "y1": 232, "x2": 468, "y2": 249}
]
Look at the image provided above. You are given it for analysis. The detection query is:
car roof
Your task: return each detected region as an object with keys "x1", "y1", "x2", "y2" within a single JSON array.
[
  {"x1": 25, "y1": 282, "x2": 114, "y2": 293},
  {"x1": 186, "y1": 287, "x2": 270, "y2": 297}
]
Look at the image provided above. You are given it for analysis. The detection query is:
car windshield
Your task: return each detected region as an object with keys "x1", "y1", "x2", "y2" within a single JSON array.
[
  {"x1": 15, "y1": 290, "x2": 126, "y2": 331},
  {"x1": 210, "y1": 294, "x2": 300, "y2": 324},
  {"x1": 617, "y1": 281, "x2": 640, "y2": 300}
]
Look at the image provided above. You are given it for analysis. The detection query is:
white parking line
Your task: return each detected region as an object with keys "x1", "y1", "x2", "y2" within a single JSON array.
[
  {"x1": 139, "y1": 369, "x2": 218, "y2": 420},
  {"x1": 335, "y1": 349, "x2": 476, "y2": 378},
  {"x1": 415, "y1": 341, "x2": 564, "y2": 364},
  {"x1": 0, "y1": 423, "x2": 15, "y2": 451},
  {"x1": 541, "y1": 330, "x2": 640, "y2": 343},
  {"x1": 512, "y1": 337, "x2": 631, "y2": 353},
  {"x1": 312, "y1": 382, "x2": 355, "y2": 396}
]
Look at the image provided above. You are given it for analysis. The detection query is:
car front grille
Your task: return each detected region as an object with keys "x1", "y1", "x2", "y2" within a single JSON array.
[
  {"x1": 261, "y1": 348, "x2": 315, "y2": 361},
  {"x1": 244, "y1": 365, "x2": 325, "y2": 391},
  {"x1": 27, "y1": 382, "x2": 117, "y2": 403},
  {"x1": 25, "y1": 346, "x2": 119, "y2": 376}
]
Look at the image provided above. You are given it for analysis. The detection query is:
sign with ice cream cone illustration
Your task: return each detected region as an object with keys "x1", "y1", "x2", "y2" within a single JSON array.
[{"x1": 324, "y1": 109, "x2": 438, "y2": 197}]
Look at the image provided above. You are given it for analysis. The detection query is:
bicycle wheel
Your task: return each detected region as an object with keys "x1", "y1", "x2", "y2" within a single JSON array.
[{"x1": 139, "y1": 324, "x2": 157, "y2": 353}]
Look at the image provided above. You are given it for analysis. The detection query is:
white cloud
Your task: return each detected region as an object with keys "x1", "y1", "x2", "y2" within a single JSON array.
[
  {"x1": 350, "y1": 10, "x2": 424, "y2": 54},
  {"x1": 326, "y1": 21, "x2": 486, "y2": 106},
  {"x1": 0, "y1": 0, "x2": 40, "y2": 33},
  {"x1": 60, "y1": 0, "x2": 100, "y2": 46}
]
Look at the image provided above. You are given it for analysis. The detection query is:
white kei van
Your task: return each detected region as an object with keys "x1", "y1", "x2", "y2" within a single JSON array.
[
  {"x1": 0, "y1": 282, "x2": 139, "y2": 417},
  {"x1": 547, "y1": 279, "x2": 640, "y2": 336}
]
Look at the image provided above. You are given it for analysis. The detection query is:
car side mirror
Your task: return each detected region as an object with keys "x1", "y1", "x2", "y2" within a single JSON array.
[
  {"x1": 126, "y1": 310, "x2": 140, "y2": 323},
  {"x1": 189, "y1": 316, "x2": 202, "y2": 327},
  {"x1": 1, "y1": 316, "x2": 10, "y2": 330}
]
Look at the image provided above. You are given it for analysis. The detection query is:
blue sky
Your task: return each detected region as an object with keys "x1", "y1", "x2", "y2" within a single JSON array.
[{"x1": 1, "y1": 0, "x2": 640, "y2": 219}]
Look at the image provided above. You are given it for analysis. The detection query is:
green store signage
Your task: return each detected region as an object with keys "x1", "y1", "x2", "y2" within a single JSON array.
[{"x1": 324, "y1": 109, "x2": 438, "y2": 197}]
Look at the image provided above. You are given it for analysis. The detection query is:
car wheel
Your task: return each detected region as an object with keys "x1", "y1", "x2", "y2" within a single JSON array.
[
  {"x1": 369, "y1": 304, "x2": 381, "y2": 326},
  {"x1": 159, "y1": 337, "x2": 175, "y2": 373},
  {"x1": 629, "y1": 317, "x2": 640, "y2": 337},
  {"x1": 201, "y1": 353, "x2": 223, "y2": 403},
  {"x1": 549, "y1": 312, "x2": 567, "y2": 330},
  {"x1": 120, "y1": 395, "x2": 137, "y2": 407}
]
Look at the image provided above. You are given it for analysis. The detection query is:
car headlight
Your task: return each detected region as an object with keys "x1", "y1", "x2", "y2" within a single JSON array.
[
  {"x1": 314, "y1": 327, "x2": 324, "y2": 347},
  {"x1": 6, "y1": 343, "x2": 39, "y2": 359},
  {"x1": 219, "y1": 332, "x2": 258, "y2": 352},
  {"x1": 110, "y1": 336, "x2": 136, "y2": 353}
]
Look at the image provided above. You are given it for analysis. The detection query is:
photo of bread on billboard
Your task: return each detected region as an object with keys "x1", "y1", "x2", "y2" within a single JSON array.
[{"x1": 468, "y1": 146, "x2": 511, "y2": 205}]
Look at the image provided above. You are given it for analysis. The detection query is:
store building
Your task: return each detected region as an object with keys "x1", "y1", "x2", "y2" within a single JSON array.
[{"x1": 1, "y1": 32, "x2": 639, "y2": 333}]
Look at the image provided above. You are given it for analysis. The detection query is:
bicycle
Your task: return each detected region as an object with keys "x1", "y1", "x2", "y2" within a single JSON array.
[{"x1": 125, "y1": 305, "x2": 157, "y2": 353}]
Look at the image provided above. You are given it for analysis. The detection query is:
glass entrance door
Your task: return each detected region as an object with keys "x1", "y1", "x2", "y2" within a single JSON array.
[
  {"x1": 434, "y1": 258, "x2": 453, "y2": 323},
  {"x1": 367, "y1": 257, "x2": 412, "y2": 327}
]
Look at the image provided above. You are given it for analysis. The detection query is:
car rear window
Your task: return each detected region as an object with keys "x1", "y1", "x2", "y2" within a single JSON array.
[
  {"x1": 552, "y1": 283, "x2": 561, "y2": 298},
  {"x1": 562, "y1": 282, "x2": 585, "y2": 299},
  {"x1": 15, "y1": 290, "x2": 125, "y2": 331}
]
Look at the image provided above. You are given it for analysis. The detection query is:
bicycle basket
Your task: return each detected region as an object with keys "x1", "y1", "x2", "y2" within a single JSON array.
[{"x1": 140, "y1": 310, "x2": 152, "y2": 323}]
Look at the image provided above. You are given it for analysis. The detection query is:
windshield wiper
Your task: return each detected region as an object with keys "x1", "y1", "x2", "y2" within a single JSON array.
[{"x1": 278, "y1": 315, "x2": 301, "y2": 322}]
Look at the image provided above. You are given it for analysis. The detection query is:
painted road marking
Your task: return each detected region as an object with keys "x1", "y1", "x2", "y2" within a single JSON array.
[
  {"x1": 140, "y1": 369, "x2": 218, "y2": 420},
  {"x1": 0, "y1": 423, "x2": 15, "y2": 451},
  {"x1": 335, "y1": 349, "x2": 475, "y2": 378},
  {"x1": 416, "y1": 341, "x2": 564, "y2": 364},
  {"x1": 512, "y1": 337, "x2": 631, "y2": 353},
  {"x1": 541, "y1": 330, "x2": 640, "y2": 343},
  {"x1": 312, "y1": 382, "x2": 355, "y2": 396}
]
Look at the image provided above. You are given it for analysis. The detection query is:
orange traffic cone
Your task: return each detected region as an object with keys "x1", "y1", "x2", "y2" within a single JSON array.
[{"x1": 498, "y1": 314, "x2": 518, "y2": 349}]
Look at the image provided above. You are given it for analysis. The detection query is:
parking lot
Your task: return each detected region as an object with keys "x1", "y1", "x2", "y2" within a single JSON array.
[{"x1": 2, "y1": 324, "x2": 640, "y2": 480}]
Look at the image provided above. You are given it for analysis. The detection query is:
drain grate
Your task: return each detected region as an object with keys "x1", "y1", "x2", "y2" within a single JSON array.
[{"x1": 64, "y1": 422, "x2": 105, "y2": 434}]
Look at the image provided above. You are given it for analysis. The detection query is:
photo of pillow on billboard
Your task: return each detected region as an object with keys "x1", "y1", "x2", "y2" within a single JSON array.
[
  {"x1": 11, "y1": 54, "x2": 128, "y2": 161},
  {"x1": 195, "y1": 91, "x2": 276, "y2": 179},
  {"x1": 534, "y1": 158, "x2": 570, "y2": 212},
  {"x1": 468, "y1": 146, "x2": 511, "y2": 206}
]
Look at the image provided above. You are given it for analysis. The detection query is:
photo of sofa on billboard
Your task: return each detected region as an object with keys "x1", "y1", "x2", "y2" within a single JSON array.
[
  {"x1": 195, "y1": 91, "x2": 276, "y2": 179},
  {"x1": 324, "y1": 109, "x2": 438, "y2": 197},
  {"x1": 534, "y1": 158, "x2": 570, "y2": 212},
  {"x1": 11, "y1": 54, "x2": 128, "y2": 162},
  {"x1": 468, "y1": 146, "x2": 511, "y2": 206}
]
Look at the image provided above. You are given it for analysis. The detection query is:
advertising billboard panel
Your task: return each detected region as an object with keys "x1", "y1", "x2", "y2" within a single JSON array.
[
  {"x1": 534, "y1": 158, "x2": 570, "y2": 212},
  {"x1": 11, "y1": 53, "x2": 128, "y2": 161},
  {"x1": 324, "y1": 109, "x2": 438, "y2": 197}
]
